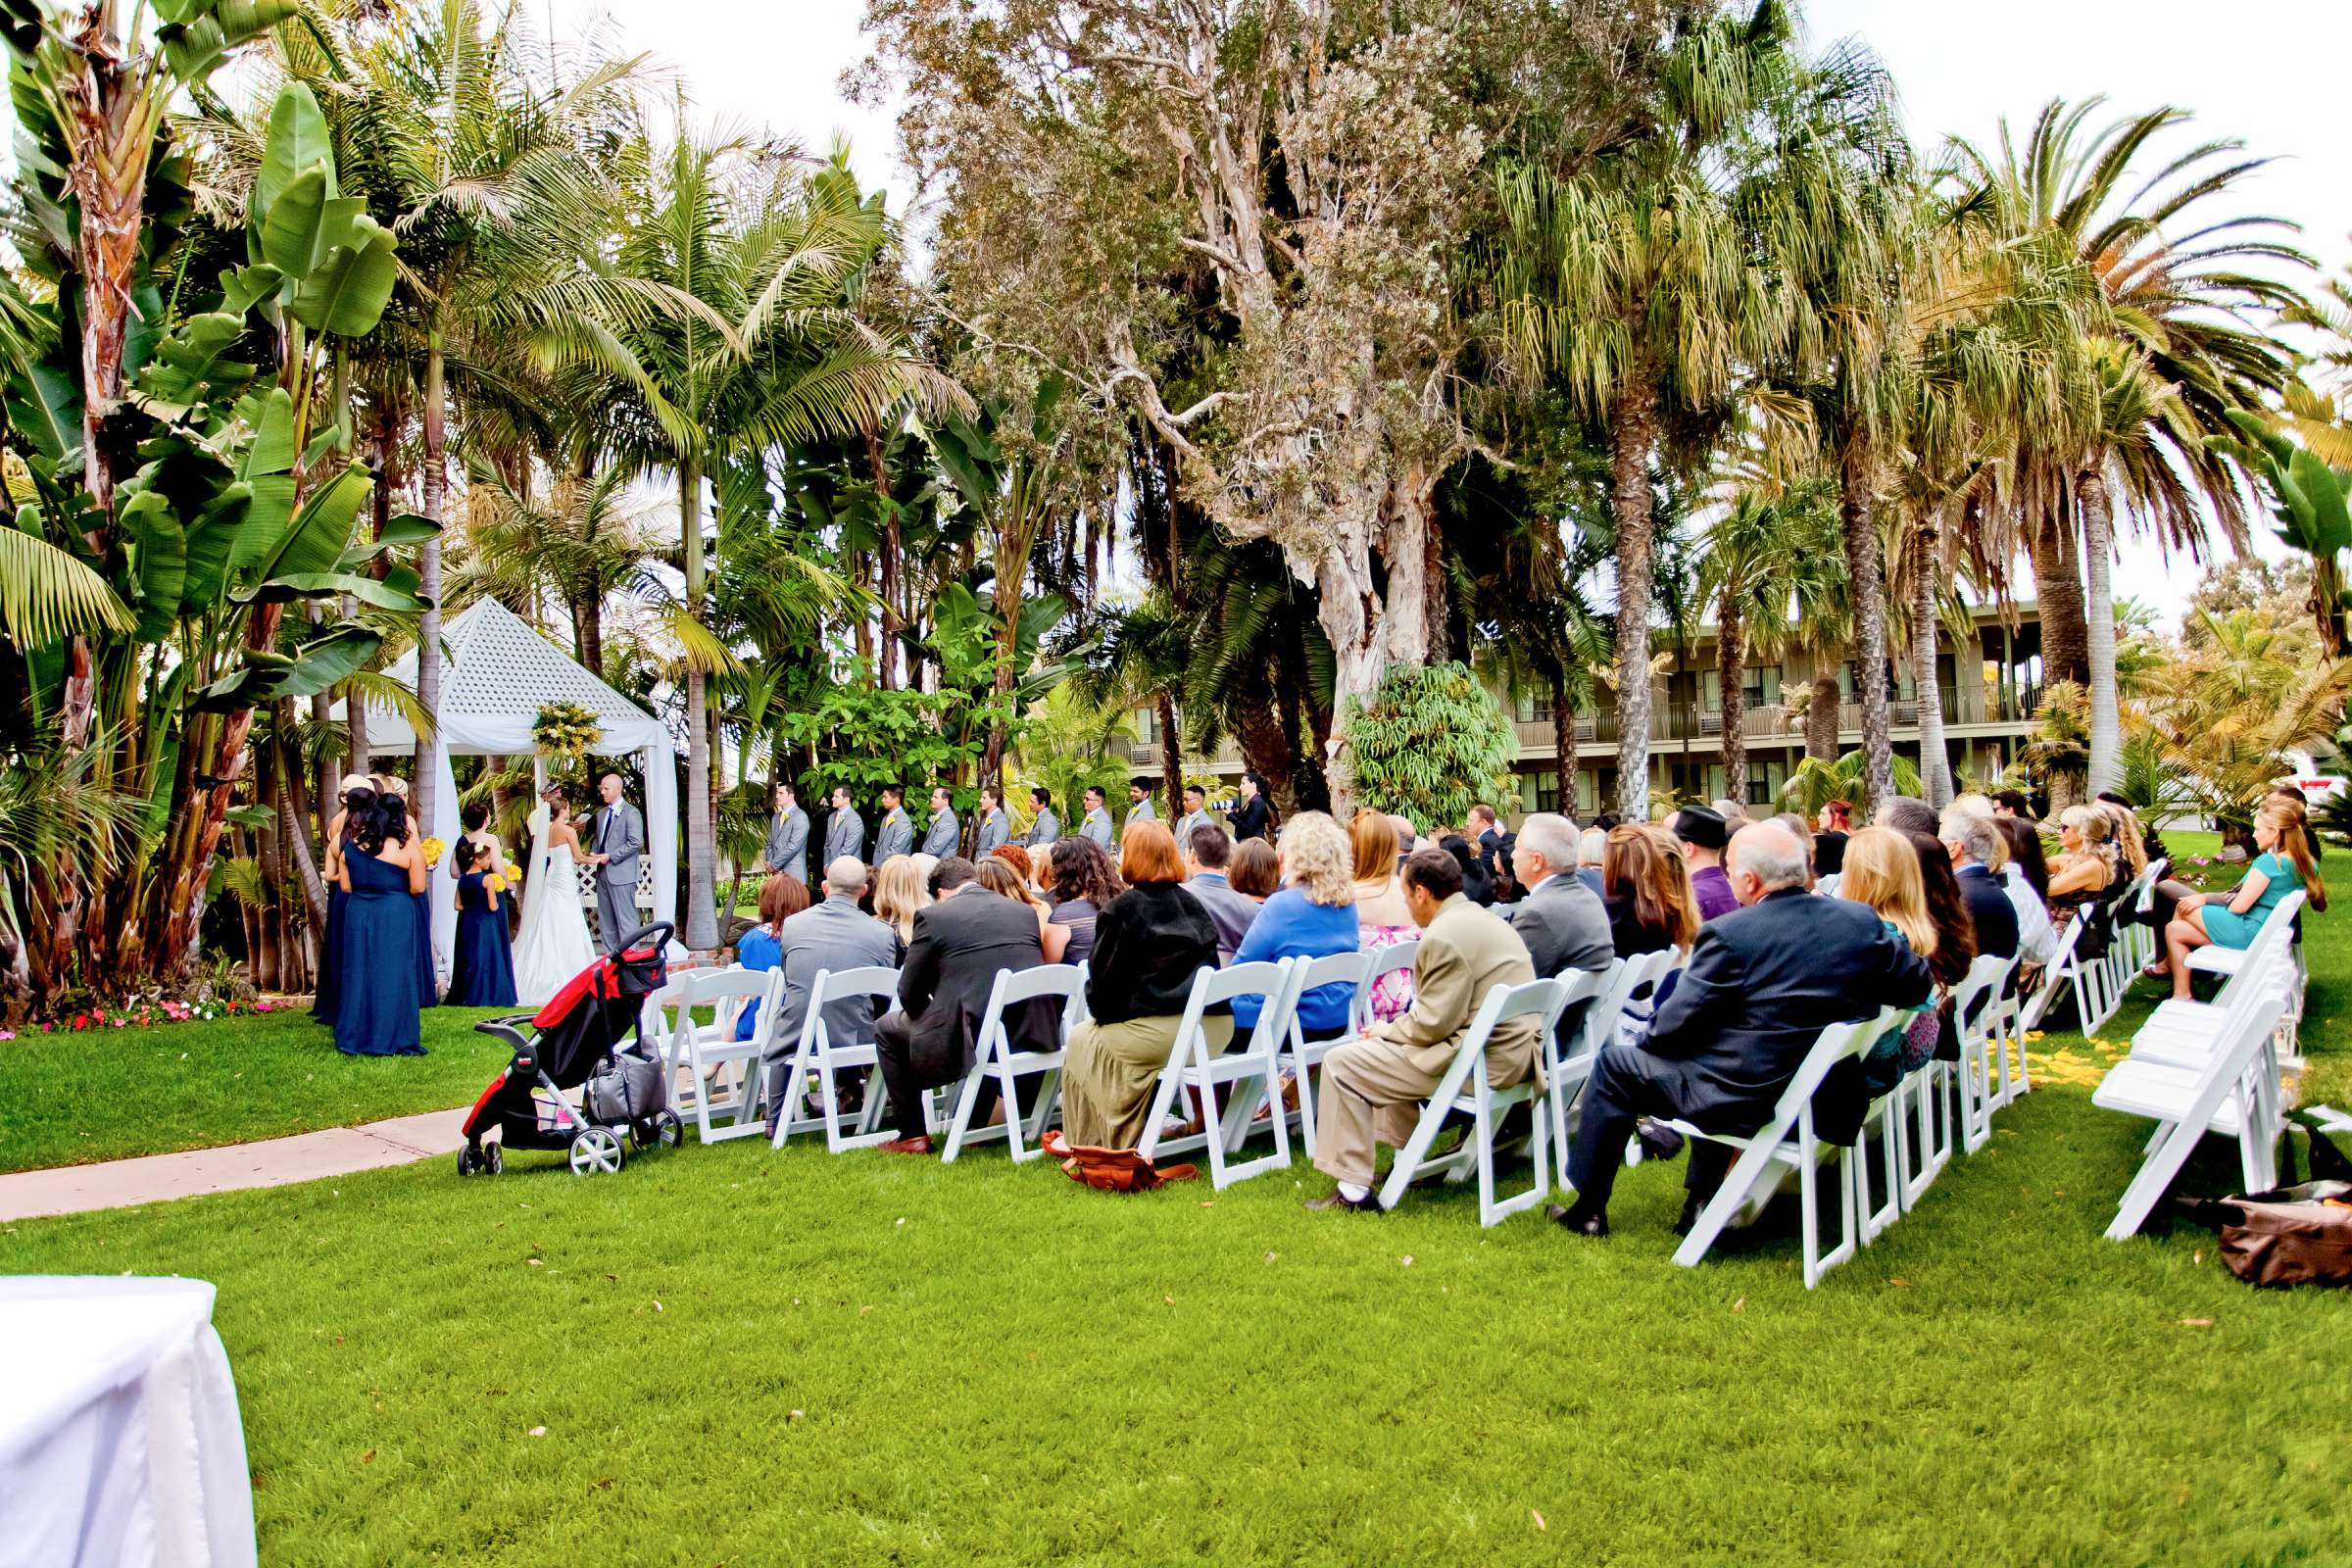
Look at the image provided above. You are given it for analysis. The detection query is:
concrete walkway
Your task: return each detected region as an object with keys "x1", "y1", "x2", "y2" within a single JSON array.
[{"x1": 0, "y1": 1107, "x2": 470, "y2": 1223}]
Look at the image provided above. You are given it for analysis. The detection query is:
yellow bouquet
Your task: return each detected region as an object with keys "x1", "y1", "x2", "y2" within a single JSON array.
[
  {"x1": 503, "y1": 860, "x2": 523, "y2": 882},
  {"x1": 484, "y1": 872, "x2": 510, "y2": 895},
  {"x1": 421, "y1": 835, "x2": 446, "y2": 868}
]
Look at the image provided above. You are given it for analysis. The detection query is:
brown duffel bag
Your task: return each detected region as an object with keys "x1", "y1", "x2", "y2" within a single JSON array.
[
  {"x1": 2190, "y1": 1183, "x2": 2352, "y2": 1288},
  {"x1": 1038, "y1": 1128, "x2": 1198, "y2": 1194}
]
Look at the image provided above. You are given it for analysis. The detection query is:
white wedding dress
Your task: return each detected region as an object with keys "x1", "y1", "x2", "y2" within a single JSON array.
[{"x1": 513, "y1": 804, "x2": 598, "y2": 1006}]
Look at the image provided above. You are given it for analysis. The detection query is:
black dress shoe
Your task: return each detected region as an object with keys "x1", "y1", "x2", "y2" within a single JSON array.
[
  {"x1": 1545, "y1": 1201, "x2": 1609, "y2": 1238},
  {"x1": 1305, "y1": 1189, "x2": 1384, "y2": 1213},
  {"x1": 1636, "y1": 1117, "x2": 1686, "y2": 1162}
]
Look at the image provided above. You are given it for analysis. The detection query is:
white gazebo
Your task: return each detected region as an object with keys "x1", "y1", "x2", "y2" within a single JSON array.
[{"x1": 338, "y1": 599, "x2": 681, "y2": 986}]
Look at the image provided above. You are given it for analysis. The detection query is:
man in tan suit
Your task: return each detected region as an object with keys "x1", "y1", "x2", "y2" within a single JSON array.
[{"x1": 1305, "y1": 846, "x2": 1540, "y2": 1212}]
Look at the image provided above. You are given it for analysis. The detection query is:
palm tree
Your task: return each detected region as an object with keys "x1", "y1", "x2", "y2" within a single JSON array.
[
  {"x1": 1947, "y1": 100, "x2": 2307, "y2": 788},
  {"x1": 1494, "y1": 3, "x2": 1808, "y2": 819},
  {"x1": 582, "y1": 127, "x2": 957, "y2": 948},
  {"x1": 1701, "y1": 476, "x2": 1830, "y2": 805}
]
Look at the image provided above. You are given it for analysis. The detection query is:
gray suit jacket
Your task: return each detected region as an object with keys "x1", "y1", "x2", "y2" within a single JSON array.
[
  {"x1": 763, "y1": 806, "x2": 809, "y2": 882},
  {"x1": 1511, "y1": 874, "x2": 1614, "y2": 978},
  {"x1": 1080, "y1": 807, "x2": 1114, "y2": 847},
  {"x1": 1026, "y1": 807, "x2": 1060, "y2": 849},
  {"x1": 1124, "y1": 799, "x2": 1157, "y2": 839},
  {"x1": 591, "y1": 800, "x2": 645, "y2": 888},
  {"x1": 1174, "y1": 808, "x2": 1215, "y2": 854},
  {"x1": 975, "y1": 808, "x2": 1009, "y2": 857},
  {"x1": 1179, "y1": 871, "x2": 1260, "y2": 963},
  {"x1": 822, "y1": 808, "x2": 864, "y2": 869},
  {"x1": 920, "y1": 808, "x2": 960, "y2": 859},
  {"x1": 875, "y1": 807, "x2": 914, "y2": 863},
  {"x1": 764, "y1": 894, "x2": 902, "y2": 1062}
]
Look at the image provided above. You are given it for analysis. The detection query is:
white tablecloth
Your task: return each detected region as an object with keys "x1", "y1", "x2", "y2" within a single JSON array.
[{"x1": 0, "y1": 1277, "x2": 257, "y2": 1568}]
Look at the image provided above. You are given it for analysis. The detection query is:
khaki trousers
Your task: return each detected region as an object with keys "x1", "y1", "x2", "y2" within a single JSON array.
[{"x1": 1311, "y1": 1037, "x2": 1453, "y2": 1188}]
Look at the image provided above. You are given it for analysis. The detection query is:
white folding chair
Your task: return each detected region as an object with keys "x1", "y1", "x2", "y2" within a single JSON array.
[
  {"x1": 768, "y1": 965, "x2": 902, "y2": 1153},
  {"x1": 1354, "y1": 940, "x2": 1419, "y2": 1030},
  {"x1": 1541, "y1": 961, "x2": 1621, "y2": 1191},
  {"x1": 2124, "y1": 858, "x2": 2168, "y2": 971},
  {"x1": 1284, "y1": 951, "x2": 1375, "y2": 1159},
  {"x1": 1589, "y1": 949, "x2": 1683, "y2": 1169},
  {"x1": 941, "y1": 963, "x2": 1088, "y2": 1163},
  {"x1": 1948, "y1": 952, "x2": 2019, "y2": 1153},
  {"x1": 666, "y1": 966, "x2": 779, "y2": 1143},
  {"x1": 2130, "y1": 893, "x2": 2304, "y2": 1065},
  {"x1": 2182, "y1": 887, "x2": 2308, "y2": 1039},
  {"x1": 1378, "y1": 978, "x2": 1574, "y2": 1227},
  {"x1": 1667, "y1": 1009, "x2": 1903, "y2": 1289},
  {"x1": 1139, "y1": 959, "x2": 1299, "y2": 1189},
  {"x1": 2094, "y1": 976, "x2": 2290, "y2": 1239}
]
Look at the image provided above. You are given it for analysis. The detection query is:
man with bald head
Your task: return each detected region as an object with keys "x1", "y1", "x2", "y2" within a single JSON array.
[
  {"x1": 588, "y1": 772, "x2": 645, "y2": 953},
  {"x1": 759, "y1": 857, "x2": 900, "y2": 1134},
  {"x1": 1550, "y1": 819, "x2": 1933, "y2": 1239}
]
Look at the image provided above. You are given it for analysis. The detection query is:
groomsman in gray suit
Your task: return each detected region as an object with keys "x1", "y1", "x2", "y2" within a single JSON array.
[
  {"x1": 823, "y1": 785, "x2": 865, "y2": 869},
  {"x1": 1123, "y1": 779, "x2": 1157, "y2": 843},
  {"x1": 761, "y1": 782, "x2": 809, "y2": 884},
  {"x1": 874, "y1": 786, "x2": 915, "y2": 863},
  {"x1": 920, "y1": 786, "x2": 961, "y2": 858},
  {"x1": 1079, "y1": 785, "x2": 1114, "y2": 847},
  {"x1": 974, "y1": 786, "x2": 1010, "y2": 858},
  {"x1": 1174, "y1": 783, "x2": 1215, "y2": 851},
  {"x1": 588, "y1": 772, "x2": 646, "y2": 953},
  {"x1": 1025, "y1": 786, "x2": 1061, "y2": 849}
]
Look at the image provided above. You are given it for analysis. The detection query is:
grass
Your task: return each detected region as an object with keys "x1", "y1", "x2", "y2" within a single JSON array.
[
  {"x1": 0, "y1": 1006, "x2": 515, "y2": 1173},
  {"x1": 2, "y1": 835, "x2": 2346, "y2": 1563}
]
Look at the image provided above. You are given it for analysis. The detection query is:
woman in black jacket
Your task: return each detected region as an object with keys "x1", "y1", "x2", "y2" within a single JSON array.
[{"x1": 1059, "y1": 823, "x2": 1233, "y2": 1149}]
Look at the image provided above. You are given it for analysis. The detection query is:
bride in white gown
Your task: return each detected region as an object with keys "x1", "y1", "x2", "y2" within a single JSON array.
[{"x1": 514, "y1": 796, "x2": 599, "y2": 1005}]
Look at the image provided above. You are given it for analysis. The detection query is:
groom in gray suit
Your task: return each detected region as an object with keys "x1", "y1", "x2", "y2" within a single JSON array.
[{"x1": 589, "y1": 772, "x2": 646, "y2": 953}]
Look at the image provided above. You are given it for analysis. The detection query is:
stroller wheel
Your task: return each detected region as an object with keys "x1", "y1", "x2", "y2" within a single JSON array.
[
  {"x1": 483, "y1": 1142, "x2": 503, "y2": 1175},
  {"x1": 568, "y1": 1126, "x2": 626, "y2": 1176},
  {"x1": 456, "y1": 1146, "x2": 479, "y2": 1177},
  {"x1": 655, "y1": 1109, "x2": 684, "y2": 1150}
]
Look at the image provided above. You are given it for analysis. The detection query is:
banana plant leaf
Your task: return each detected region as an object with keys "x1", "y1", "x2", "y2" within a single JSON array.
[
  {"x1": 289, "y1": 222, "x2": 396, "y2": 337},
  {"x1": 193, "y1": 621, "x2": 380, "y2": 710}
]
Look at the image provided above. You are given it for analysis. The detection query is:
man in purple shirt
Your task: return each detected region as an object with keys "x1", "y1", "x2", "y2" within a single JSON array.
[{"x1": 1675, "y1": 805, "x2": 1740, "y2": 921}]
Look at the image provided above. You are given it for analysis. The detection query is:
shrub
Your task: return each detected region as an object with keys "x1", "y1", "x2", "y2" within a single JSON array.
[{"x1": 1346, "y1": 662, "x2": 1515, "y2": 829}]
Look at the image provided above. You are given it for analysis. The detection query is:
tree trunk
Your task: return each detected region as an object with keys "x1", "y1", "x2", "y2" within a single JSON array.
[
  {"x1": 256, "y1": 769, "x2": 285, "y2": 990},
  {"x1": 680, "y1": 461, "x2": 718, "y2": 951},
  {"x1": 2029, "y1": 508, "x2": 2089, "y2": 689},
  {"x1": 1157, "y1": 691, "x2": 1186, "y2": 820},
  {"x1": 1608, "y1": 373, "x2": 1659, "y2": 820},
  {"x1": 2080, "y1": 468, "x2": 2122, "y2": 797},
  {"x1": 1550, "y1": 668, "x2": 1576, "y2": 818},
  {"x1": 1311, "y1": 539, "x2": 1392, "y2": 816},
  {"x1": 415, "y1": 333, "x2": 447, "y2": 840},
  {"x1": 1718, "y1": 593, "x2": 1747, "y2": 808},
  {"x1": 1839, "y1": 441, "x2": 1894, "y2": 815},
  {"x1": 1913, "y1": 521, "x2": 1953, "y2": 808},
  {"x1": 277, "y1": 706, "x2": 329, "y2": 933},
  {"x1": 1805, "y1": 667, "x2": 1840, "y2": 762}
]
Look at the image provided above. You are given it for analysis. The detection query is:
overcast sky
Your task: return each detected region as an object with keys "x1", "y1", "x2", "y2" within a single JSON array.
[{"x1": 561, "y1": 0, "x2": 2352, "y2": 626}]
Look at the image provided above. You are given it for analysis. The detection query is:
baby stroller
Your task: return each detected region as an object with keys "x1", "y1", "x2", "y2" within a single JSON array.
[{"x1": 457, "y1": 921, "x2": 683, "y2": 1176}]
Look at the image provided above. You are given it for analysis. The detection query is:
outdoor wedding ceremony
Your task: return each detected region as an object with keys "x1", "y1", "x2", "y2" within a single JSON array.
[{"x1": 3, "y1": 0, "x2": 2351, "y2": 1562}]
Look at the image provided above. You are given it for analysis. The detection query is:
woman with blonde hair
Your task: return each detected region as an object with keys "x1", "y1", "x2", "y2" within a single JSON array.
[
  {"x1": 1228, "y1": 809, "x2": 1361, "y2": 1035},
  {"x1": 972, "y1": 856, "x2": 1073, "y2": 962},
  {"x1": 1601, "y1": 823, "x2": 1699, "y2": 956},
  {"x1": 2097, "y1": 798, "x2": 2148, "y2": 880},
  {"x1": 2155, "y1": 797, "x2": 2324, "y2": 999},
  {"x1": 2045, "y1": 804, "x2": 2122, "y2": 922},
  {"x1": 1060, "y1": 822, "x2": 1230, "y2": 1149},
  {"x1": 1349, "y1": 810, "x2": 1417, "y2": 1022},
  {"x1": 1836, "y1": 828, "x2": 1960, "y2": 1082},
  {"x1": 871, "y1": 857, "x2": 930, "y2": 953}
]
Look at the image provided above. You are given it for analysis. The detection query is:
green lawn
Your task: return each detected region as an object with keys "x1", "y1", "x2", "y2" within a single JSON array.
[
  {"x1": 0, "y1": 1006, "x2": 515, "y2": 1173},
  {"x1": 2, "y1": 833, "x2": 2345, "y2": 1563}
]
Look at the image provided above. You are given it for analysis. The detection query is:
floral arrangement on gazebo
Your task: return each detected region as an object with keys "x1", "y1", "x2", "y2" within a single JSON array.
[{"x1": 533, "y1": 701, "x2": 605, "y2": 762}]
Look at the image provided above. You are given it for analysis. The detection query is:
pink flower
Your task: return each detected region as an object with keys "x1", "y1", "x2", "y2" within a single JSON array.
[
  {"x1": 111, "y1": 1018, "x2": 125, "y2": 1028},
  {"x1": 0, "y1": 1030, "x2": 14, "y2": 1041}
]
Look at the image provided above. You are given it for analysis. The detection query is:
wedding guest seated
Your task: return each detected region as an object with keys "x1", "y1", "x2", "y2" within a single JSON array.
[
  {"x1": 988, "y1": 842, "x2": 1034, "y2": 885},
  {"x1": 447, "y1": 840, "x2": 517, "y2": 1006},
  {"x1": 1508, "y1": 812, "x2": 1611, "y2": 979},
  {"x1": 1939, "y1": 809, "x2": 2019, "y2": 960},
  {"x1": 1059, "y1": 823, "x2": 1230, "y2": 1149},
  {"x1": 1836, "y1": 828, "x2": 1967, "y2": 1086},
  {"x1": 733, "y1": 871, "x2": 809, "y2": 1043},
  {"x1": 872, "y1": 856, "x2": 931, "y2": 958},
  {"x1": 1813, "y1": 800, "x2": 1852, "y2": 876},
  {"x1": 1576, "y1": 825, "x2": 1609, "y2": 898},
  {"x1": 1179, "y1": 824, "x2": 1258, "y2": 961},
  {"x1": 2046, "y1": 805, "x2": 2124, "y2": 923},
  {"x1": 1992, "y1": 814, "x2": 2058, "y2": 966},
  {"x1": 976, "y1": 855, "x2": 1072, "y2": 963},
  {"x1": 1672, "y1": 806, "x2": 1738, "y2": 920},
  {"x1": 873, "y1": 856, "x2": 1063, "y2": 1153},
  {"x1": 1230, "y1": 811, "x2": 1360, "y2": 1037},
  {"x1": 1550, "y1": 821, "x2": 1934, "y2": 1238},
  {"x1": 1993, "y1": 789, "x2": 2033, "y2": 819},
  {"x1": 1603, "y1": 824, "x2": 1699, "y2": 959},
  {"x1": 2152, "y1": 798, "x2": 2323, "y2": 999},
  {"x1": 1229, "y1": 837, "x2": 1282, "y2": 902},
  {"x1": 1304, "y1": 849, "x2": 1539, "y2": 1212},
  {"x1": 1046, "y1": 835, "x2": 1123, "y2": 965},
  {"x1": 1349, "y1": 811, "x2": 1417, "y2": 1022},
  {"x1": 1437, "y1": 833, "x2": 1493, "y2": 906},
  {"x1": 757, "y1": 859, "x2": 898, "y2": 1130},
  {"x1": 1771, "y1": 812, "x2": 1817, "y2": 886},
  {"x1": 1875, "y1": 796, "x2": 1941, "y2": 839}
]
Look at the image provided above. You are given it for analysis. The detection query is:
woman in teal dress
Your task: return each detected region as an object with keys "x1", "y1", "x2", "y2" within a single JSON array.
[
  {"x1": 333, "y1": 795, "x2": 429, "y2": 1056},
  {"x1": 447, "y1": 841, "x2": 518, "y2": 1007},
  {"x1": 2159, "y1": 798, "x2": 2325, "y2": 1001}
]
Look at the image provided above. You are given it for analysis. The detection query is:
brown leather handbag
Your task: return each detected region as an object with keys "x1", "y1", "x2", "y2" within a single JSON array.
[
  {"x1": 1039, "y1": 1129, "x2": 1198, "y2": 1193},
  {"x1": 2204, "y1": 1184, "x2": 2352, "y2": 1289}
]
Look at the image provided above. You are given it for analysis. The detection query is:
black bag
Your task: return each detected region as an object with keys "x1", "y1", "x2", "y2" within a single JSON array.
[{"x1": 584, "y1": 1034, "x2": 667, "y2": 1124}]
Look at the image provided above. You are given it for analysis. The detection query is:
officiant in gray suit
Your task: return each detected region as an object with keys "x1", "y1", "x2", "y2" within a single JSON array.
[{"x1": 589, "y1": 772, "x2": 646, "y2": 953}]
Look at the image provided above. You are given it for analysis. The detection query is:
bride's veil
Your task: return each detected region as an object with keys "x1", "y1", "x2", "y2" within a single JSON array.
[{"x1": 515, "y1": 800, "x2": 553, "y2": 948}]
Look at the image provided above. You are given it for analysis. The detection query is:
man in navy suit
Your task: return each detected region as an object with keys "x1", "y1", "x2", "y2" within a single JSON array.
[
  {"x1": 1551, "y1": 820, "x2": 1934, "y2": 1238},
  {"x1": 1941, "y1": 809, "x2": 2020, "y2": 959}
]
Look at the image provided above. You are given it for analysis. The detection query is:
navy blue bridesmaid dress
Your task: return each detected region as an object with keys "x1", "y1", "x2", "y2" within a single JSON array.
[
  {"x1": 413, "y1": 878, "x2": 439, "y2": 1007},
  {"x1": 448, "y1": 869, "x2": 517, "y2": 1006},
  {"x1": 333, "y1": 850, "x2": 426, "y2": 1056},
  {"x1": 311, "y1": 879, "x2": 347, "y2": 1021}
]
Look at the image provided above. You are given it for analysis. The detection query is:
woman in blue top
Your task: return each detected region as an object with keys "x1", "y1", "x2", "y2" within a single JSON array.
[
  {"x1": 1229, "y1": 810, "x2": 1360, "y2": 1036},
  {"x1": 733, "y1": 873, "x2": 811, "y2": 1042},
  {"x1": 2160, "y1": 799, "x2": 2323, "y2": 1000},
  {"x1": 447, "y1": 840, "x2": 518, "y2": 1006}
]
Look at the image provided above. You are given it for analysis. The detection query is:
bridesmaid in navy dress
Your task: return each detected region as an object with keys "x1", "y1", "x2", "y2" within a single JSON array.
[
  {"x1": 380, "y1": 787, "x2": 439, "y2": 1007},
  {"x1": 311, "y1": 777, "x2": 374, "y2": 1023},
  {"x1": 333, "y1": 793, "x2": 428, "y2": 1056},
  {"x1": 447, "y1": 840, "x2": 518, "y2": 1006}
]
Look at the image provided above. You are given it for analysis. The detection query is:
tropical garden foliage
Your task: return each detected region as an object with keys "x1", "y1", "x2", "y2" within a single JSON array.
[{"x1": 2, "y1": 0, "x2": 2348, "y2": 1018}]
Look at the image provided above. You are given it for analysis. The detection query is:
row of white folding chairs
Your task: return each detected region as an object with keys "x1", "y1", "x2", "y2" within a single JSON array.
[{"x1": 2093, "y1": 890, "x2": 2306, "y2": 1237}]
